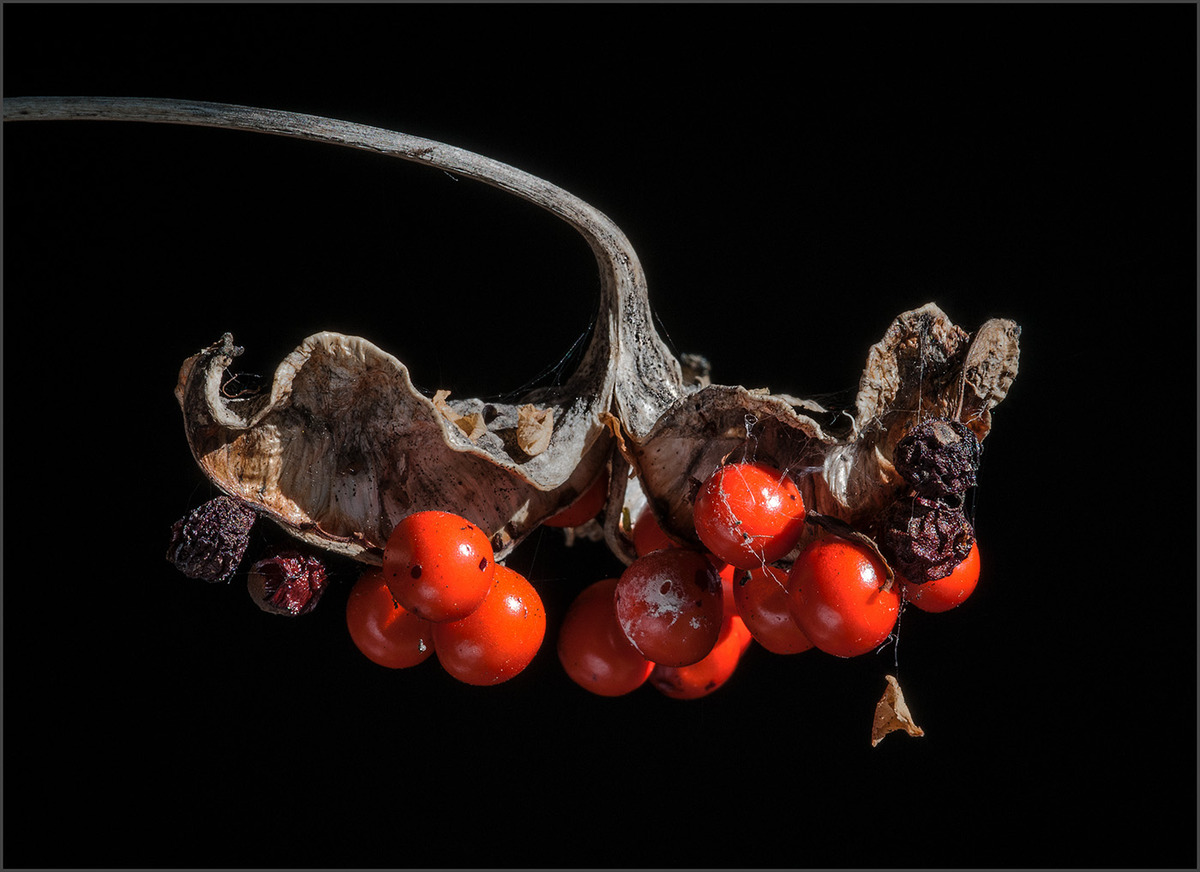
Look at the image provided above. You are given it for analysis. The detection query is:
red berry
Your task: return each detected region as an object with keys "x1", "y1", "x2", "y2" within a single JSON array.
[
  {"x1": 557, "y1": 577, "x2": 654, "y2": 696},
  {"x1": 613, "y1": 550, "x2": 724, "y2": 667},
  {"x1": 786, "y1": 538, "x2": 899, "y2": 658},
  {"x1": 649, "y1": 612, "x2": 754, "y2": 700},
  {"x1": 733, "y1": 565, "x2": 814, "y2": 655},
  {"x1": 903, "y1": 540, "x2": 981, "y2": 613},
  {"x1": 630, "y1": 505, "x2": 678, "y2": 556},
  {"x1": 432, "y1": 564, "x2": 546, "y2": 686},
  {"x1": 693, "y1": 462, "x2": 806, "y2": 569},
  {"x1": 346, "y1": 567, "x2": 435, "y2": 669},
  {"x1": 383, "y1": 511, "x2": 495, "y2": 623},
  {"x1": 543, "y1": 469, "x2": 610, "y2": 528}
]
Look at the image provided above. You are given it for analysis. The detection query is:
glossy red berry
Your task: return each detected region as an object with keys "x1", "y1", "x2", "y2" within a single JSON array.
[
  {"x1": 649, "y1": 609, "x2": 754, "y2": 700},
  {"x1": 383, "y1": 511, "x2": 495, "y2": 623},
  {"x1": 543, "y1": 468, "x2": 610, "y2": 528},
  {"x1": 733, "y1": 565, "x2": 814, "y2": 655},
  {"x1": 693, "y1": 462, "x2": 806, "y2": 569},
  {"x1": 786, "y1": 537, "x2": 899, "y2": 658},
  {"x1": 557, "y1": 577, "x2": 654, "y2": 696},
  {"x1": 630, "y1": 505, "x2": 679, "y2": 556},
  {"x1": 614, "y1": 549, "x2": 724, "y2": 667},
  {"x1": 432, "y1": 564, "x2": 546, "y2": 686},
  {"x1": 903, "y1": 540, "x2": 981, "y2": 613},
  {"x1": 346, "y1": 567, "x2": 435, "y2": 669}
]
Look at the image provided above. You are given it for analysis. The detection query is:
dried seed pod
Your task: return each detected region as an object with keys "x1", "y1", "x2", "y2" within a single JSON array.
[
  {"x1": 5, "y1": 98, "x2": 1021, "y2": 573},
  {"x1": 2, "y1": 97, "x2": 682, "y2": 564},
  {"x1": 166, "y1": 495, "x2": 258, "y2": 582},
  {"x1": 247, "y1": 549, "x2": 329, "y2": 617}
]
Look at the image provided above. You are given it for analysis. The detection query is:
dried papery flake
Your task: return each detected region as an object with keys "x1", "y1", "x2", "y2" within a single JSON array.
[
  {"x1": 433, "y1": 390, "x2": 487, "y2": 441},
  {"x1": 872, "y1": 674, "x2": 925, "y2": 747},
  {"x1": 247, "y1": 549, "x2": 329, "y2": 616},
  {"x1": 166, "y1": 496, "x2": 258, "y2": 582},
  {"x1": 516, "y1": 403, "x2": 554, "y2": 457}
]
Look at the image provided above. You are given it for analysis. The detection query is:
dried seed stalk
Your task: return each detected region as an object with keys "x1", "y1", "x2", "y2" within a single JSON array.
[{"x1": 6, "y1": 97, "x2": 1020, "y2": 570}]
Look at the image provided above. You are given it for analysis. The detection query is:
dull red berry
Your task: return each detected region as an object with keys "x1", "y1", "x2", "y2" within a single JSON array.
[{"x1": 247, "y1": 549, "x2": 329, "y2": 616}]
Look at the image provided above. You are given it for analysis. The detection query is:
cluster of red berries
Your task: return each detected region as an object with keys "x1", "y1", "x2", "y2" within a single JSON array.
[
  {"x1": 558, "y1": 459, "x2": 980, "y2": 699},
  {"x1": 346, "y1": 511, "x2": 545, "y2": 685},
  {"x1": 344, "y1": 459, "x2": 981, "y2": 696}
]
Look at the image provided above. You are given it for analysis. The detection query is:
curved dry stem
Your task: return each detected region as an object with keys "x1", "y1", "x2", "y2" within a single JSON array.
[{"x1": 3, "y1": 95, "x2": 685, "y2": 425}]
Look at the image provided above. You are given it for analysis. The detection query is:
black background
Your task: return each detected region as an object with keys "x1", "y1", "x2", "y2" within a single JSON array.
[{"x1": 3, "y1": 3, "x2": 1196, "y2": 870}]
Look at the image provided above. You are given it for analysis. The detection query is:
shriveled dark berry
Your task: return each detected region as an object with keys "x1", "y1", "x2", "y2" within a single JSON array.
[
  {"x1": 247, "y1": 549, "x2": 329, "y2": 616},
  {"x1": 878, "y1": 494, "x2": 974, "y2": 584},
  {"x1": 893, "y1": 419, "x2": 980, "y2": 498},
  {"x1": 166, "y1": 496, "x2": 258, "y2": 582}
]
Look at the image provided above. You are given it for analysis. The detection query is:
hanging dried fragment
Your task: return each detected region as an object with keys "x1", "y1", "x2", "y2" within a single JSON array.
[{"x1": 872, "y1": 674, "x2": 925, "y2": 747}]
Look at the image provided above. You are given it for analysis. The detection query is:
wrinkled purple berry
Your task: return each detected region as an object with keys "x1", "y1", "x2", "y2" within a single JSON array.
[
  {"x1": 878, "y1": 494, "x2": 974, "y2": 584},
  {"x1": 167, "y1": 496, "x2": 258, "y2": 582},
  {"x1": 893, "y1": 419, "x2": 980, "y2": 498}
]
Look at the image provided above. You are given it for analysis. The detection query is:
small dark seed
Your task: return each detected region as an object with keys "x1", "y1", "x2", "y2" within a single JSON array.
[{"x1": 410, "y1": 564, "x2": 423, "y2": 579}]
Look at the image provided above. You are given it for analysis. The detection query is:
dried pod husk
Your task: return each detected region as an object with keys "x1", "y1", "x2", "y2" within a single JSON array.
[
  {"x1": 614, "y1": 303, "x2": 1020, "y2": 566},
  {"x1": 166, "y1": 495, "x2": 258, "y2": 582},
  {"x1": 175, "y1": 331, "x2": 617, "y2": 563}
]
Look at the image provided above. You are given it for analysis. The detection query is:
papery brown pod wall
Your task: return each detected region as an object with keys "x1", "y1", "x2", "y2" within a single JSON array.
[{"x1": 5, "y1": 97, "x2": 1020, "y2": 572}]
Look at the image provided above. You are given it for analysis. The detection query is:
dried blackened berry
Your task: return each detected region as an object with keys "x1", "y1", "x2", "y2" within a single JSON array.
[
  {"x1": 247, "y1": 549, "x2": 329, "y2": 616},
  {"x1": 878, "y1": 494, "x2": 974, "y2": 584},
  {"x1": 167, "y1": 496, "x2": 258, "y2": 582},
  {"x1": 893, "y1": 419, "x2": 980, "y2": 498}
]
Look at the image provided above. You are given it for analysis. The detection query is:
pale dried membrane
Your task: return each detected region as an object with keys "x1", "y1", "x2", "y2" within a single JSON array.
[
  {"x1": 871, "y1": 674, "x2": 926, "y2": 747},
  {"x1": 4, "y1": 97, "x2": 1021, "y2": 568},
  {"x1": 432, "y1": 390, "x2": 487, "y2": 442},
  {"x1": 516, "y1": 404, "x2": 554, "y2": 457}
]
